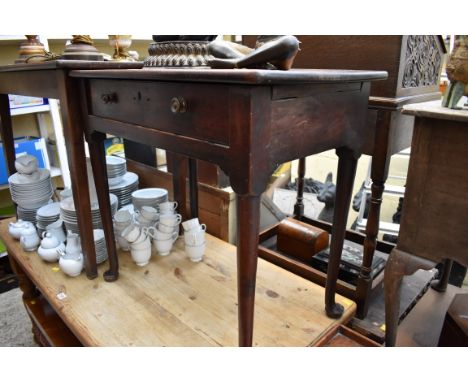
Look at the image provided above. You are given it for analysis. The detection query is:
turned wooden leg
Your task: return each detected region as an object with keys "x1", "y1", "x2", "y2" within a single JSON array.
[
  {"x1": 8, "y1": 253, "x2": 39, "y2": 299},
  {"x1": 293, "y1": 157, "x2": 306, "y2": 219},
  {"x1": 0, "y1": 94, "x2": 16, "y2": 178},
  {"x1": 325, "y1": 147, "x2": 360, "y2": 318},
  {"x1": 431, "y1": 259, "x2": 453, "y2": 292},
  {"x1": 169, "y1": 152, "x2": 189, "y2": 221},
  {"x1": 87, "y1": 132, "x2": 119, "y2": 282},
  {"x1": 356, "y1": 111, "x2": 392, "y2": 319},
  {"x1": 188, "y1": 158, "x2": 199, "y2": 218},
  {"x1": 236, "y1": 193, "x2": 261, "y2": 346},
  {"x1": 384, "y1": 248, "x2": 435, "y2": 346}
]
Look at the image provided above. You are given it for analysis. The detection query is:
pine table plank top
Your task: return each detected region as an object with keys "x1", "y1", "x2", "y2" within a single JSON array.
[{"x1": 0, "y1": 218, "x2": 355, "y2": 346}]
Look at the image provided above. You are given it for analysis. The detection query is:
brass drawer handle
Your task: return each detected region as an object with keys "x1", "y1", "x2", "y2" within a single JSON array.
[
  {"x1": 170, "y1": 97, "x2": 187, "y2": 114},
  {"x1": 101, "y1": 92, "x2": 118, "y2": 104}
]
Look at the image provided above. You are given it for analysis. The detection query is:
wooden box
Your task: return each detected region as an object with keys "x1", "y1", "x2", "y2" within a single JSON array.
[
  {"x1": 276, "y1": 217, "x2": 329, "y2": 263},
  {"x1": 242, "y1": 35, "x2": 446, "y2": 98}
]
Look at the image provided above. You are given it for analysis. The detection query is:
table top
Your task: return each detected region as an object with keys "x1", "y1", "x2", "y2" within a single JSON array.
[
  {"x1": 402, "y1": 100, "x2": 468, "y2": 123},
  {"x1": 0, "y1": 60, "x2": 143, "y2": 73},
  {"x1": 70, "y1": 67, "x2": 388, "y2": 85},
  {"x1": 0, "y1": 218, "x2": 355, "y2": 346}
]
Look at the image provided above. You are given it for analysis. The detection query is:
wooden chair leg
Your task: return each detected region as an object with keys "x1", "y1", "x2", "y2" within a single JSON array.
[
  {"x1": 384, "y1": 248, "x2": 436, "y2": 346},
  {"x1": 293, "y1": 157, "x2": 306, "y2": 218},
  {"x1": 325, "y1": 147, "x2": 359, "y2": 318},
  {"x1": 188, "y1": 158, "x2": 199, "y2": 218},
  {"x1": 431, "y1": 259, "x2": 453, "y2": 292}
]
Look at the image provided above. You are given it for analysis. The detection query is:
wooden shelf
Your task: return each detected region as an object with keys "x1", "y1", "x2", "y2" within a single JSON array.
[{"x1": 24, "y1": 294, "x2": 82, "y2": 346}]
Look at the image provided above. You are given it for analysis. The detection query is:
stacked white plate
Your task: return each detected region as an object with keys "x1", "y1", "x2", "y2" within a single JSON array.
[
  {"x1": 109, "y1": 172, "x2": 139, "y2": 209},
  {"x1": 107, "y1": 156, "x2": 127, "y2": 186},
  {"x1": 60, "y1": 193, "x2": 118, "y2": 233},
  {"x1": 36, "y1": 202, "x2": 61, "y2": 236},
  {"x1": 17, "y1": 199, "x2": 54, "y2": 225},
  {"x1": 93, "y1": 229, "x2": 108, "y2": 264},
  {"x1": 8, "y1": 169, "x2": 53, "y2": 209},
  {"x1": 132, "y1": 188, "x2": 168, "y2": 212}
]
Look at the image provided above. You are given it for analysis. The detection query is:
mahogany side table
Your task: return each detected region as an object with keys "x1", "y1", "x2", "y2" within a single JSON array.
[
  {"x1": 71, "y1": 67, "x2": 387, "y2": 346},
  {"x1": 0, "y1": 60, "x2": 142, "y2": 281},
  {"x1": 384, "y1": 100, "x2": 468, "y2": 346}
]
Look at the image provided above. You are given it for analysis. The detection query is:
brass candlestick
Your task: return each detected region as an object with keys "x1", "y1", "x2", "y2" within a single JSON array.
[
  {"x1": 15, "y1": 35, "x2": 46, "y2": 63},
  {"x1": 61, "y1": 35, "x2": 103, "y2": 61},
  {"x1": 108, "y1": 35, "x2": 136, "y2": 61}
]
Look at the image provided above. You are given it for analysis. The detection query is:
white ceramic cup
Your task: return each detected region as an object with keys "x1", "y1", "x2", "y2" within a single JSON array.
[
  {"x1": 184, "y1": 229, "x2": 206, "y2": 246},
  {"x1": 114, "y1": 210, "x2": 132, "y2": 224},
  {"x1": 141, "y1": 206, "x2": 159, "y2": 221},
  {"x1": 116, "y1": 235, "x2": 130, "y2": 251},
  {"x1": 185, "y1": 242, "x2": 206, "y2": 262},
  {"x1": 131, "y1": 247, "x2": 152, "y2": 267},
  {"x1": 146, "y1": 226, "x2": 175, "y2": 241},
  {"x1": 157, "y1": 222, "x2": 176, "y2": 234},
  {"x1": 159, "y1": 201, "x2": 178, "y2": 214},
  {"x1": 182, "y1": 218, "x2": 200, "y2": 232},
  {"x1": 132, "y1": 229, "x2": 148, "y2": 245},
  {"x1": 159, "y1": 213, "x2": 182, "y2": 227},
  {"x1": 131, "y1": 237, "x2": 152, "y2": 250},
  {"x1": 154, "y1": 235, "x2": 178, "y2": 256},
  {"x1": 121, "y1": 224, "x2": 140, "y2": 243}
]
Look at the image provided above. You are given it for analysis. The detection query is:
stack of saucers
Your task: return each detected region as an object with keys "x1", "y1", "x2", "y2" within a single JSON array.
[
  {"x1": 109, "y1": 172, "x2": 139, "y2": 209},
  {"x1": 106, "y1": 156, "x2": 127, "y2": 186},
  {"x1": 132, "y1": 188, "x2": 168, "y2": 212},
  {"x1": 36, "y1": 202, "x2": 61, "y2": 236},
  {"x1": 93, "y1": 229, "x2": 108, "y2": 264},
  {"x1": 9, "y1": 168, "x2": 54, "y2": 221},
  {"x1": 60, "y1": 193, "x2": 118, "y2": 233}
]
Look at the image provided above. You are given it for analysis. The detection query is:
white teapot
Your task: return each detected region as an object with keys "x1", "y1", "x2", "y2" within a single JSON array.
[
  {"x1": 20, "y1": 228, "x2": 40, "y2": 252},
  {"x1": 37, "y1": 232, "x2": 65, "y2": 262},
  {"x1": 8, "y1": 220, "x2": 33, "y2": 240},
  {"x1": 58, "y1": 248, "x2": 84, "y2": 277}
]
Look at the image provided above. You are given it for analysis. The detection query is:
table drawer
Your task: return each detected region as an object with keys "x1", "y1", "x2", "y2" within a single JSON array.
[{"x1": 87, "y1": 79, "x2": 230, "y2": 145}]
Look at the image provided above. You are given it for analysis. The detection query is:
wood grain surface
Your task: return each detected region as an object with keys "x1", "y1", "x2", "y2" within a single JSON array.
[{"x1": 0, "y1": 217, "x2": 355, "y2": 346}]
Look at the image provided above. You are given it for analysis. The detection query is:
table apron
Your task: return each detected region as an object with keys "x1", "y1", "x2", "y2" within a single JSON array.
[{"x1": 0, "y1": 70, "x2": 60, "y2": 99}]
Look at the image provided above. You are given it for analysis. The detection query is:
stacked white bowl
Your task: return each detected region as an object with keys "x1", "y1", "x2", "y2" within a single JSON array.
[
  {"x1": 132, "y1": 188, "x2": 168, "y2": 212},
  {"x1": 60, "y1": 193, "x2": 118, "y2": 233},
  {"x1": 93, "y1": 229, "x2": 108, "y2": 264},
  {"x1": 8, "y1": 155, "x2": 54, "y2": 224},
  {"x1": 106, "y1": 156, "x2": 139, "y2": 209},
  {"x1": 36, "y1": 202, "x2": 61, "y2": 237}
]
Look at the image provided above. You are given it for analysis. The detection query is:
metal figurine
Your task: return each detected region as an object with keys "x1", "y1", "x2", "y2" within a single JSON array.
[
  {"x1": 443, "y1": 35, "x2": 468, "y2": 109},
  {"x1": 207, "y1": 35, "x2": 300, "y2": 70}
]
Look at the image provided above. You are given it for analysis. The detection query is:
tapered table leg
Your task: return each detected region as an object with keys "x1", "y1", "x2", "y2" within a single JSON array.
[
  {"x1": 236, "y1": 193, "x2": 261, "y2": 346},
  {"x1": 188, "y1": 158, "x2": 199, "y2": 218},
  {"x1": 87, "y1": 131, "x2": 119, "y2": 282},
  {"x1": 325, "y1": 147, "x2": 359, "y2": 318},
  {"x1": 293, "y1": 157, "x2": 306, "y2": 219},
  {"x1": 56, "y1": 73, "x2": 97, "y2": 279}
]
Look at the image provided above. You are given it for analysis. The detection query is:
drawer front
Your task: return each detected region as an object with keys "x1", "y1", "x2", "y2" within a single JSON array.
[{"x1": 88, "y1": 79, "x2": 230, "y2": 146}]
